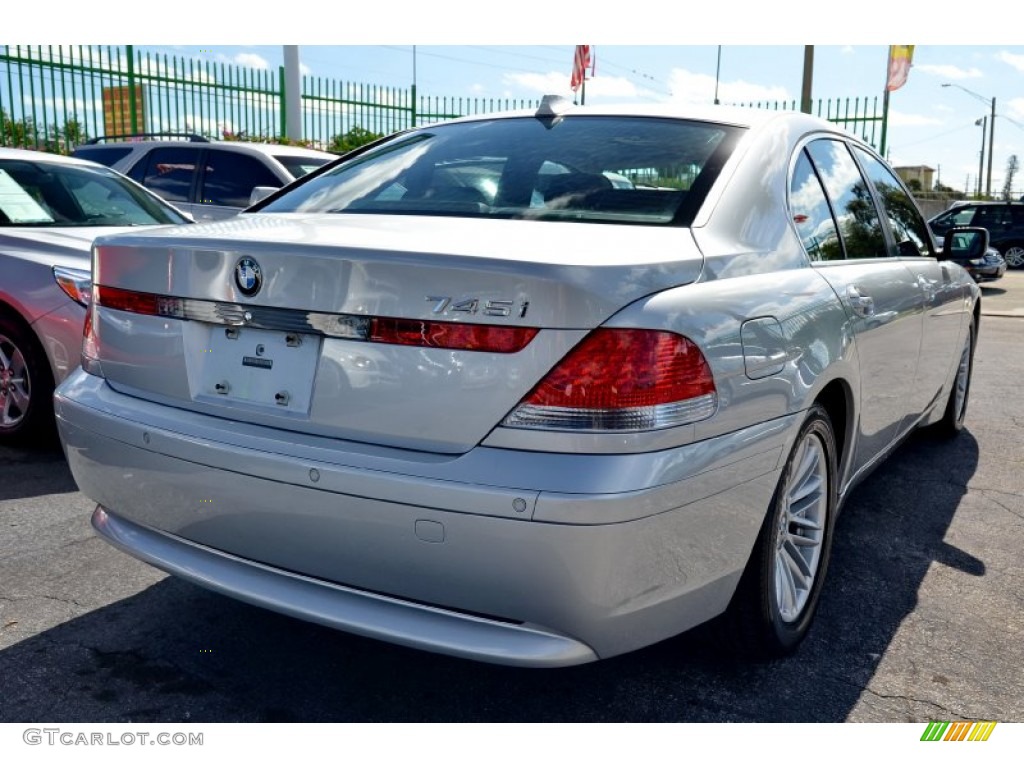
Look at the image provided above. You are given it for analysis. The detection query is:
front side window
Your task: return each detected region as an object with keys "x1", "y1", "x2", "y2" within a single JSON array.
[
  {"x1": 931, "y1": 205, "x2": 976, "y2": 235},
  {"x1": 853, "y1": 147, "x2": 932, "y2": 257},
  {"x1": 806, "y1": 139, "x2": 888, "y2": 259},
  {"x1": 260, "y1": 117, "x2": 741, "y2": 226}
]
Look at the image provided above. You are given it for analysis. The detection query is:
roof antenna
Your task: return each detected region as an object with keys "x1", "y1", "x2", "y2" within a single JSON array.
[{"x1": 535, "y1": 95, "x2": 572, "y2": 128}]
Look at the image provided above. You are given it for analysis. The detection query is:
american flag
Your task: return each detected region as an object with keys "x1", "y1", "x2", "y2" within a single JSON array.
[{"x1": 571, "y1": 45, "x2": 595, "y2": 92}]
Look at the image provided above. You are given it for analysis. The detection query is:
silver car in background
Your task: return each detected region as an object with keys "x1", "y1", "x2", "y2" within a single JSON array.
[
  {"x1": 56, "y1": 99, "x2": 982, "y2": 666},
  {"x1": 0, "y1": 148, "x2": 190, "y2": 444}
]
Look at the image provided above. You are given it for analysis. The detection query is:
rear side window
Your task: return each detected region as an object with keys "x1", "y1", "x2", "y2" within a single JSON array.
[
  {"x1": 200, "y1": 150, "x2": 282, "y2": 207},
  {"x1": 973, "y1": 204, "x2": 1010, "y2": 230},
  {"x1": 137, "y1": 147, "x2": 201, "y2": 203},
  {"x1": 790, "y1": 151, "x2": 842, "y2": 261},
  {"x1": 805, "y1": 139, "x2": 888, "y2": 259}
]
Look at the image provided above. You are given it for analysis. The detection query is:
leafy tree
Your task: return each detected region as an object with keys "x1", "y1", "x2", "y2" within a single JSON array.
[
  {"x1": 329, "y1": 126, "x2": 383, "y2": 155},
  {"x1": 1, "y1": 107, "x2": 37, "y2": 148},
  {"x1": 1, "y1": 108, "x2": 87, "y2": 153},
  {"x1": 1003, "y1": 154, "x2": 1019, "y2": 201}
]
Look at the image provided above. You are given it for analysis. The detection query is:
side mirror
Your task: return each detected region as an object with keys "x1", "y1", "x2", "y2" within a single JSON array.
[
  {"x1": 248, "y1": 185, "x2": 280, "y2": 207},
  {"x1": 940, "y1": 226, "x2": 989, "y2": 261}
]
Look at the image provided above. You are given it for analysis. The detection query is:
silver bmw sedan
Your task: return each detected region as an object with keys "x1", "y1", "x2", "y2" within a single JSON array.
[{"x1": 55, "y1": 99, "x2": 983, "y2": 666}]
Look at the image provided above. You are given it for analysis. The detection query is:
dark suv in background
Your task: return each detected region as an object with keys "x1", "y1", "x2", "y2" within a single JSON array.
[
  {"x1": 928, "y1": 201, "x2": 1024, "y2": 269},
  {"x1": 72, "y1": 134, "x2": 336, "y2": 221}
]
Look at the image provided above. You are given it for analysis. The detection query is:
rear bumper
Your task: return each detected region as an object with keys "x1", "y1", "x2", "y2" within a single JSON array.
[
  {"x1": 57, "y1": 370, "x2": 796, "y2": 665},
  {"x1": 91, "y1": 506, "x2": 596, "y2": 667}
]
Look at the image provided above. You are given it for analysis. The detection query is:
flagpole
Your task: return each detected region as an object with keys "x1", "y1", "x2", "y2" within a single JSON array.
[
  {"x1": 880, "y1": 47, "x2": 892, "y2": 158},
  {"x1": 880, "y1": 88, "x2": 890, "y2": 158}
]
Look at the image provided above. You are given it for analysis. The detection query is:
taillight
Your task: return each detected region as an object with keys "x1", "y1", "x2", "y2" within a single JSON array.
[
  {"x1": 502, "y1": 328, "x2": 717, "y2": 432},
  {"x1": 369, "y1": 317, "x2": 537, "y2": 354},
  {"x1": 80, "y1": 301, "x2": 103, "y2": 376},
  {"x1": 53, "y1": 266, "x2": 92, "y2": 307}
]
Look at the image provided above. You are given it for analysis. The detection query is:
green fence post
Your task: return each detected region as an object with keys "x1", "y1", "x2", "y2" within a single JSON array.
[
  {"x1": 278, "y1": 65, "x2": 286, "y2": 139},
  {"x1": 126, "y1": 45, "x2": 138, "y2": 135}
]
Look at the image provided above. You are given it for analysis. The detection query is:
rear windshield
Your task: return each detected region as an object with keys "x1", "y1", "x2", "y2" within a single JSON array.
[
  {"x1": 260, "y1": 116, "x2": 741, "y2": 226},
  {"x1": 0, "y1": 159, "x2": 189, "y2": 227},
  {"x1": 70, "y1": 145, "x2": 134, "y2": 167},
  {"x1": 273, "y1": 154, "x2": 332, "y2": 179}
]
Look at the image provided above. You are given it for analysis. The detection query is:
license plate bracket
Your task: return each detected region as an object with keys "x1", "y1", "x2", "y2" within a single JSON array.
[{"x1": 185, "y1": 324, "x2": 320, "y2": 414}]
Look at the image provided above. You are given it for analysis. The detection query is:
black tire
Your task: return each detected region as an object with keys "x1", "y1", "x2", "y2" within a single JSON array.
[
  {"x1": 935, "y1": 322, "x2": 974, "y2": 438},
  {"x1": 0, "y1": 312, "x2": 57, "y2": 446},
  {"x1": 717, "y1": 404, "x2": 838, "y2": 659}
]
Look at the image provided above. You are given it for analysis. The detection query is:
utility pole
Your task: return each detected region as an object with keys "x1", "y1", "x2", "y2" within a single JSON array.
[
  {"x1": 283, "y1": 46, "x2": 302, "y2": 142},
  {"x1": 714, "y1": 46, "x2": 721, "y2": 105},
  {"x1": 800, "y1": 46, "x2": 814, "y2": 114}
]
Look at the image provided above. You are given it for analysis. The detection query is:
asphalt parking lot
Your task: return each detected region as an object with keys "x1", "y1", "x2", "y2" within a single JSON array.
[{"x1": 1, "y1": 272, "x2": 1022, "y2": 723}]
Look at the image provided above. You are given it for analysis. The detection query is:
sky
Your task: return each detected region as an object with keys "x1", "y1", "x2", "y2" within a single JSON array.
[
  {"x1": 13, "y1": 4, "x2": 1020, "y2": 197},
  {"x1": 145, "y1": 42, "x2": 1020, "y2": 196}
]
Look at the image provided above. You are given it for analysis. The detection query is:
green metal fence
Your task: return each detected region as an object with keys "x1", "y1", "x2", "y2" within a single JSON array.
[
  {"x1": 0, "y1": 45, "x2": 537, "y2": 151},
  {"x1": 1, "y1": 45, "x2": 885, "y2": 154},
  {"x1": 735, "y1": 97, "x2": 884, "y2": 148}
]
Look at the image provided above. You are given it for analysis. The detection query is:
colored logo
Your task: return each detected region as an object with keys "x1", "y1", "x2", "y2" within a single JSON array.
[
  {"x1": 234, "y1": 257, "x2": 262, "y2": 297},
  {"x1": 921, "y1": 721, "x2": 997, "y2": 742}
]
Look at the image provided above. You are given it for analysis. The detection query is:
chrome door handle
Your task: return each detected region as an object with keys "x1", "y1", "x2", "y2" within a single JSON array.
[{"x1": 846, "y1": 285, "x2": 875, "y2": 317}]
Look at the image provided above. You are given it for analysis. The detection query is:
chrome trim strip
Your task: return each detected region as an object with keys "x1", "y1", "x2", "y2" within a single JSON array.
[{"x1": 183, "y1": 298, "x2": 370, "y2": 340}]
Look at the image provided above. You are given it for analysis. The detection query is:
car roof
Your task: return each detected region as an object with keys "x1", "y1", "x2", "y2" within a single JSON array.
[
  {"x1": 0, "y1": 147, "x2": 110, "y2": 169},
  {"x1": 426, "y1": 97, "x2": 839, "y2": 134},
  {"x1": 74, "y1": 138, "x2": 335, "y2": 160}
]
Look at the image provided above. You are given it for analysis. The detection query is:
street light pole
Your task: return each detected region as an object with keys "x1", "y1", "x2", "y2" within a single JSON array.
[
  {"x1": 987, "y1": 97, "x2": 996, "y2": 198},
  {"x1": 976, "y1": 116, "x2": 987, "y2": 198},
  {"x1": 942, "y1": 83, "x2": 996, "y2": 198}
]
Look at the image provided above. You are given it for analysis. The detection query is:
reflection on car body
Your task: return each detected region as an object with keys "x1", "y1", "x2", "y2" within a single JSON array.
[
  {"x1": 57, "y1": 98, "x2": 981, "y2": 666},
  {"x1": 0, "y1": 148, "x2": 190, "y2": 444}
]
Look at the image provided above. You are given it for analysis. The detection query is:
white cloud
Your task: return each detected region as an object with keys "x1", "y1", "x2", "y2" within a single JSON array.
[
  {"x1": 914, "y1": 64, "x2": 983, "y2": 80},
  {"x1": 1006, "y1": 97, "x2": 1024, "y2": 120},
  {"x1": 502, "y1": 71, "x2": 640, "y2": 100},
  {"x1": 667, "y1": 69, "x2": 790, "y2": 105},
  {"x1": 231, "y1": 53, "x2": 270, "y2": 70},
  {"x1": 887, "y1": 111, "x2": 943, "y2": 127},
  {"x1": 997, "y1": 51, "x2": 1024, "y2": 73}
]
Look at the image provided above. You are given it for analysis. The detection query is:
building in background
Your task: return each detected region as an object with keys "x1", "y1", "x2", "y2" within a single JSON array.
[{"x1": 894, "y1": 164, "x2": 936, "y2": 192}]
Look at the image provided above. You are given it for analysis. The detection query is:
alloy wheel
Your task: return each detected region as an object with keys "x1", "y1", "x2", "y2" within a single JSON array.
[
  {"x1": 772, "y1": 431, "x2": 829, "y2": 623},
  {"x1": 1003, "y1": 245, "x2": 1024, "y2": 269},
  {"x1": 0, "y1": 332, "x2": 31, "y2": 429}
]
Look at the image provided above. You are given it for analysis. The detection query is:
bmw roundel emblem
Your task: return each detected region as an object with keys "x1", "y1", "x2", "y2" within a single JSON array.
[{"x1": 234, "y1": 257, "x2": 263, "y2": 297}]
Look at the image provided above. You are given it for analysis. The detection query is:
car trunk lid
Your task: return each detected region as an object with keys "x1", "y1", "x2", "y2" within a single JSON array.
[{"x1": 90, "y1": 213, "x2": 705, "y2": 453}]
